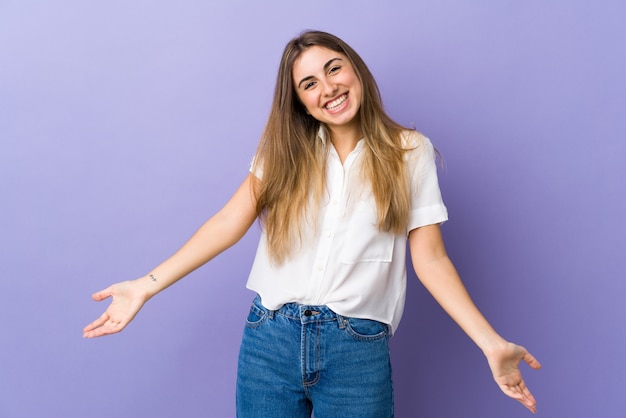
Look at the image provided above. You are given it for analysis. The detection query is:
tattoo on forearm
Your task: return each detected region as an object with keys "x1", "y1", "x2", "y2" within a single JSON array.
[{"x1": 149, "y1": 274, "x2": 157, "y2": 282}]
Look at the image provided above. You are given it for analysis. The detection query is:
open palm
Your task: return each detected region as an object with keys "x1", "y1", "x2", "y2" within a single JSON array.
[
  {"x1": 486, "y1": 342, "x2": 542, "y2": 413},
  {"x1": 83, "y1": 280, "x2": 150, "y2": 338}
]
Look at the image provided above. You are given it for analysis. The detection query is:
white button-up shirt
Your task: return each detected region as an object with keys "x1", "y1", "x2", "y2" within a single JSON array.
[{"x1": 246, "y1": 130, "x2": 448, "y2": 334}]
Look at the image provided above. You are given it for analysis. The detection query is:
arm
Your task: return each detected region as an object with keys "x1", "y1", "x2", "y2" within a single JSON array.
[
  {"x1": 83, "y1": 173, "x2": 260, "y2": 338},
  {"x1": 408, "y1": 224, "x2": 541, "y2": 413}
]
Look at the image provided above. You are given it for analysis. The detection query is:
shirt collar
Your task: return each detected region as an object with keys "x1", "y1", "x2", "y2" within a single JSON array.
[
  {"x1": 317, "y1": 125, "x2": 365, "y2": 150},
  {"x1": 317, "y1": 125, "x2": 329, "y2": 144}
]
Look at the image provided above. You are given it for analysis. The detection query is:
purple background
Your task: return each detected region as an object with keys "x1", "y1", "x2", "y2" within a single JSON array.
[{"x1": 1, "y1": 1, "x2": 625, "y2": 417}]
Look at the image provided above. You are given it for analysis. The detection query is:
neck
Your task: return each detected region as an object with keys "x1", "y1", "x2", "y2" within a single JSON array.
[
  {"x1": 328, "y1": 123, "x2": 362, "y2": 164},
  {"x1": 328, "y1": 118, "x2": 362, "y2": 145}
]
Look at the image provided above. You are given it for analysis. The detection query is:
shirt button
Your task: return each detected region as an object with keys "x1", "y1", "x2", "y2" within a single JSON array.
[{"x1": 304, "y1": 309, "x2": 312, "y2": 317}]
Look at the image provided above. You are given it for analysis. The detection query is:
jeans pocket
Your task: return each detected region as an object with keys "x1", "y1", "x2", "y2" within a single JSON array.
[
  {"x1": 244, "y1": 302, "x2": 268, "y2": 329},
  {"x1": 344, "y1": 317, "x2": 388, "y2": 342}
]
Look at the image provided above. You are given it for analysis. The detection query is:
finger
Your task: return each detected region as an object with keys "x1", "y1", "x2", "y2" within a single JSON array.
[
  {"x1": 91, "y1": 286, "x2": 113, "y2": 301},
  {"x1": 522, "y1": 398, "x2": 537, "y2": 414},
  {"x1": 521, "y1": 394, "x2": 537, "y2": 414},
  {"x1": 518, "y1": 380, "x2": 534, "y2": 400},
  {"x1": 83, "y1": 312, "x2": 109, "y2": 333},
  {"x1": 499, "y1": 383, "x2": 524, "y2": 401},
  {"x1": 96, "y1": 320, "x2": 126, "y2": 337},
  {"x1": 507, "y1": 381, "x2": 537, "y2": 414},
  {"x1": 107, "y1": 320, "x2": 125, "y2": 333},
  {"x1": 522, "y1": 350, "x2": 542, "y2": 370},
  {"x1": 518, "y1": 381, "x2": 537, "y2": 412},
  {"x1": 83, "y1": 326, "x2": 112, "y2": 339},
  {"x1": 83, "y1": 318, "x2": 124, "y2": 338}
]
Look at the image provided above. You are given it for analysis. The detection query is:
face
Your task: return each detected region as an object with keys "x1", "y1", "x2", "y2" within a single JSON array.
[{"x1": 292, "y1": 46, "x2": 363, "y2": 135}]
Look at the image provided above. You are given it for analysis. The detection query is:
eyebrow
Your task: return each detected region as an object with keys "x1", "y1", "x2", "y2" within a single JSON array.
[{"x1": 297, "y1": 57, "x2": 344, "y2": 89}]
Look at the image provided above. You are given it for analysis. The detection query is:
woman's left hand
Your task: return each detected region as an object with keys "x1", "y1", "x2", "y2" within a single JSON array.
[{"x1": 485, "y1": 342, "x2": 542, "y2": 413}]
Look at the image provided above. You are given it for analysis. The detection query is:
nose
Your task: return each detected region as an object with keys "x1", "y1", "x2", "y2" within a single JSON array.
[{"x1": 320, "y1": 79, "x2": 338, "y2": 97}]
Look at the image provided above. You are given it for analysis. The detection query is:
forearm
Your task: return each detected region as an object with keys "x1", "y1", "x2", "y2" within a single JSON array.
[
  {"x1": 141, "y1": 213, "x2": 250, "y2": 296},
  {"x1": 409, "y1": 225, "x2": 506, "y2": 354},
  {"x1": 83, "y1": 175, "x2": 259, "y2": 339},
  {"x1": 138, "y1": 174, "x2": 259, "y2": 299},
  {"x1": 415, "y1": 255, "x2": 507, "y2": 353}
]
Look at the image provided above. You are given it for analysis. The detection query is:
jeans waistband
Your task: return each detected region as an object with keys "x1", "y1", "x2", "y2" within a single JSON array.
[{"x1": 253, "y1": 295, "x2": 339, "y2": 323}]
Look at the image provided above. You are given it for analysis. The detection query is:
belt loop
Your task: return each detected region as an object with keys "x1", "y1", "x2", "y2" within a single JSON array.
[
  {"x1": 268, "y1": 309, "x2": 274, "y2": 320},
  {"x1": 336, "y1": 314, "x2": 346, "y2": 329}
]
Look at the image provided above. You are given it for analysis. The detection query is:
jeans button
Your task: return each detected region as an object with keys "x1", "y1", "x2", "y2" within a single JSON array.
[{"x1": 304, "y1": 309, "x2": 312, "y2": 317}]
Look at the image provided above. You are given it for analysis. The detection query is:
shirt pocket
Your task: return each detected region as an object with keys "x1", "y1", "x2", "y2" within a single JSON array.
[{"x1": 339, "y1": 202, "x2": 395, "y2": 264}]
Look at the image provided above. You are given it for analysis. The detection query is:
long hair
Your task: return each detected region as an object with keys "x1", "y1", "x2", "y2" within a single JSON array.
[{"x1": 254, "y1": 30, "x2": 412, "y2": 264}]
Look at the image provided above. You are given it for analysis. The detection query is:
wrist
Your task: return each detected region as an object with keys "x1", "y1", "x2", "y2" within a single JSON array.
[
  {"x1": 475, "y1": 330, "x2": 508, "y2": 355},
  {"x1": 136, "y1": 274, "x2": 161, "y2": 301}
]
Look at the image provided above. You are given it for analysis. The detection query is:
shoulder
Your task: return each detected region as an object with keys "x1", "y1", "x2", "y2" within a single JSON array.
[{"x1": 401, "y1": 130, "x2": 435, "y2": 157}]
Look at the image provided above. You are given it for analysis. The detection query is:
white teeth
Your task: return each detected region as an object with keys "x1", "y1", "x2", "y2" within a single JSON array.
[{"x1": 325, "y1": 94, "x2": 347, "y2": 110}]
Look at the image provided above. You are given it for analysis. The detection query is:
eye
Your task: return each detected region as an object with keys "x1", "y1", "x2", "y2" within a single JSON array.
[
  {"x1": 303, "y1": 80, "x2": 317, "y2": 90},
  {"x1": 329, "y1": 65, "x2": 341, "y2": 75}
]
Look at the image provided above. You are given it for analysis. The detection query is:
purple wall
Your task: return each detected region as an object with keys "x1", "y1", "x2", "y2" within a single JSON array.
[{"x1": 1, "y1": 1, "x2": 624, "y2": 417}]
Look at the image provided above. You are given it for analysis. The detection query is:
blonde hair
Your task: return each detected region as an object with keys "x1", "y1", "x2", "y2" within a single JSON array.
[{"x1": 254, "y1": 30, "x2": 412, "y2": 264}]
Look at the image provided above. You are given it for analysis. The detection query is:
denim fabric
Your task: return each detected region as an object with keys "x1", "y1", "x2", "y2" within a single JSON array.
[{"x1": 236, "y1": 295, "x2": 394, "y2": 418}]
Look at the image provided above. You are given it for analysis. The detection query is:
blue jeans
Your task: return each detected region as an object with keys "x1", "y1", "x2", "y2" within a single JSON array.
[{"x1": 236, "y1": 295, "x2": 394, "y2": 417}]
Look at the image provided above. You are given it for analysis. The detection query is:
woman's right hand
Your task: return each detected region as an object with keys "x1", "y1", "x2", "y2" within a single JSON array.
[
  {"x1": 82, "y1": 174, "x2": 259, "y2": 339},
  {"x1": 83, "y1": 279, "x2": 152, "y2": 338}
]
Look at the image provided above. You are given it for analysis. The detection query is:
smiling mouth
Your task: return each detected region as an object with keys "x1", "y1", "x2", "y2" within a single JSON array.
[{"x1": 325, "y1": 93, "x2": 348, "y2": 111}]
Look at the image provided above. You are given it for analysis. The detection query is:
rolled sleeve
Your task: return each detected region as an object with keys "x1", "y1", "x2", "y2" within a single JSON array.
[{"x1": 405, "y1": 133, "x2": 448, "y2": 232}]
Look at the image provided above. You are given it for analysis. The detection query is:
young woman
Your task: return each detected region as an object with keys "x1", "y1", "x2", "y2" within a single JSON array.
[{"x1": 84, "y1": 30, "x2": 541, "y2": 417}]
